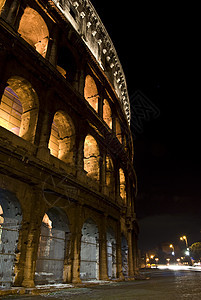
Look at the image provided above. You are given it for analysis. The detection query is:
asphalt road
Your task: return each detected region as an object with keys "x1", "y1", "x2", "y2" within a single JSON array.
[{"x1": 2, "y1": 268, "x2": 201, "y2": 300}]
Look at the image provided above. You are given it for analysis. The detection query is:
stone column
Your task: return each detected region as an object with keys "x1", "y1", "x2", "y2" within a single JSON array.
[
  {"x1": 71, "y1": 232, "x2": 82, "y2": 283},
  {"x1": 132, "y1": 231, "x2": 139, "y2": 274},
  {"x1": 101, "y1": 152, "x2": 106, "y2": 193},
  {"x1": 127, "y1": 229, "x2": 134, "y2": 277},
  {"x1": 3, "y1": 0, "x2": 21, "y2": 25},
  {"x1": 0, "y1": 53, "x2": 8, "y2": 103},
  {"x1": 71, "y1": 205, "x2": 82, "y2": 283},
  {"x1": 47, "y1": 25, "x2": 59, "y2": 67},
  {"x1": 99, "y1": 215, "x2": 109, "y2": 280},
  {"x1": 36, "y1": 109, "x2": 54, "y2": 162}
]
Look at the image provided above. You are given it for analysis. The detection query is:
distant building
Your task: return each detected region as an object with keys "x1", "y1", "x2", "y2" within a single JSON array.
[{"x1": 0, "y1": 0, "x2": 138, "y2": 289}]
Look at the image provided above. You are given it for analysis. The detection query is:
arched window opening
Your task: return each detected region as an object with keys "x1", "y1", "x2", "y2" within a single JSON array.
[
  {"x1": 48, "y1": 111, "x2": 75, "y2": 164},
  {"x1": 103, "y1": 99, "x2": 112, "y2": 129},
  {"x1": 116, "y1": 119, "x2": 122, "y2": 143},
  {"x1": 121, "y1": 234, "x2": 128, "y2": 277},
  {"x1": 80, "y1": 218, "x2": 99, "y2": 280},
  {"x1": 0, "y1": 77, "x2": 39, "y2": 142},
  {"x1": 105, "y1": 155, "x2": 115, "y2": 197},
  {"x1": 35, "y1": 208, "x2": 70, "y2": 285},
  {"x1": 107, "y1": 227, "x2": 117, "y2": 279},
  {"x1": 0, "y1": 189, "x2": 22, "y2": 288},
  {"x1": 84, "y1": 135, "x2": 100, "y2": 181},
  {"x1": 18, "y1": 7, "x2": 49, "y2": 57},
  {"x1": 0, "y1": 0, "x2": 6, "y2": 13},
  {"x1": 56, "y1": 46, "x2": 77, "y2": 81},
  {"x1": 84, "y1": 75, "x2": 99, "y2": 112},
  {"x1": 0, "y1": 87, "x2": 23, "y2": 135},
  {"x1": 119, "y1": 168, "x2": 127, "y2": 205}
]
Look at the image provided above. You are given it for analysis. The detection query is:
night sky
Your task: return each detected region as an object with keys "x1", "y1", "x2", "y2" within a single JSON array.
[{"x1": 92, "y1": 1, "x2": 200, "y2": 252}]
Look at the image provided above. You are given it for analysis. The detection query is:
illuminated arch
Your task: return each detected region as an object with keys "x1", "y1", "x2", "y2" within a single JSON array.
[
  {"x1": 0, "y1": 76, "x2": 39, "y2": 142},
  {"x1": 84, "y1": 75, "x2": 99, "y2": 112},
  {"x1": 116, "y1": 119, "x2": 122, "y2": 143},
  {"x1": 18, "y1": 7, "x2": 49, "y2": 57},
  {"x1": 105, "y1": 154, "x2": 115, "y2": 197},
  {"x1": 35, "y1": 207, "x2": 70, "y2": 284},
  {"x1": 119, "y1": 168, "x2": 127, "y2": 205},
  {"x1": 84, "y1": 134, "x2": 100, "y2": 180},
  {"x1": 0, "y1": 0, "x2": 6, "y2": 12},
  {"x1": 0, "y1": 189, "x2": 22, "y2": 288},
  {"x1": 103, "y1": 99, "x2": 112, "y2": 129},
  {"x1": 80, "y1": 218, "x2": 99, "y2": 280},
  {"x1": 48, "y1": 111, "x2": 75, "y2": 164},
  {"x1": 106, "y1": 227, "x2": 117, "y2": 279}
]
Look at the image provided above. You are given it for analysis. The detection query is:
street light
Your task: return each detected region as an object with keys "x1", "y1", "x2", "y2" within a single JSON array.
[
  {"x1": 180, "y1": 235, "x2": 190, "y2": 256},
  {"x1": 170, "y1": 244, "x2": 175, "y2": 256}
]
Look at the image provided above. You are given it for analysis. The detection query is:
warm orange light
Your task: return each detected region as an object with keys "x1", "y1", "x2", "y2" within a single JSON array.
[{"x1": 170, "y1": 244, "x2": 173, "y2": 248}]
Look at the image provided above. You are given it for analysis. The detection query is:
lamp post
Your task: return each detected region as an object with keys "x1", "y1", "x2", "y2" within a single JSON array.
[
  {"x1": 180, "y1": 235, "x2": 190, "y2": 256},
  {"x1": 170, "y1": 244, "x2": 175, "y2": 256}
]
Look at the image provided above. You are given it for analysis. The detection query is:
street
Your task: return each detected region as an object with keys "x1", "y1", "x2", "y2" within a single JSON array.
[{"x1": 2, "y1": 268, "x2": 201, "y2": 300}]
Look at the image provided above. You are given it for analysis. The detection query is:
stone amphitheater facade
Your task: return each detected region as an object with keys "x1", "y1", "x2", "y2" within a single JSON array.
[{"x1": 0, "y1": 0, "x2": 139, "y2": 288}]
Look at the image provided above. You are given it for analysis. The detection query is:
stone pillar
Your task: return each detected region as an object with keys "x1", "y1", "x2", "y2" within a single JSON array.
[
  {"x1": 0, "y1": 53, "x2": 8, "y2": 103},
  {"x1": 36, "y1": 109, "x2": 54, "y2": 162},
  {"x1": 116, "y1": 222, "x2": 124, "y2": 280},
  {"x1": 2, "y1": 0, "x2": 21, "y2": 25},
  {"x1": 98, "y1": 96, "x2": 103, "y2": 118},
  {"x1": 99, "y1": 215, "x2": 109, "y2": 280},
  {"x1": 132, "y1": 231, "x2": 139, "y2": 274},
  {"x1": 71, "y1": 232, "x2": 82, "y2": 283},
  {"x1": 47, "y1": 25, "x2": 59, "y2": 66},
  {"x1": 127, "y1": 229, "x2": 134, "y2": 277},
  {"x1": 101, "y1": 152, "x2": 106, "y2": 193},
  {"x1": 71, "y1": 205, "x2": 82, "y2": 283}
]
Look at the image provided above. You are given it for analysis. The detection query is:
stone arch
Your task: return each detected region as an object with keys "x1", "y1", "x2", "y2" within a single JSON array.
[
  {"x1": 84, "y1": 134, "x2": 100, "y2": 181},
  {"x1": 106, "y1": 227, "x2": 117, "y2": 279},
  {"x1": 121, "y1": 234, "x2": 128, "y2": 277},
  {"x1": 119, "y1": 168, "x2": 127, "y2": 205},
  {"x1": 103, "y1": 99, "x2": 112, "y2": 129},
  {"x1": 48, "y1": 111, "x2": 76, "y2": 164},
  {"x1": 84, "y1": 75, "x2": 99, "y2": 112},
  {"x1": 80, "y1": 218, "x2": 99, "y2": 280},
  {"x1": 18, "y1": 7, "x2": 49, "y2": 57},
  {"x1": 116, "y1": 119, "x2": 122, "y2": 143},
  {"x1": 0, "y1": 76, "x2": 39, "y2": 142},
  {"x1": 35, "y1": 207, "x2": 70, "y2": 284},
  {"x1": 0, "y1": 0, "x2": 6, "y2": 12},
  {"x1": 105, "y1": 154, "x2": 115, "y2": 197},
  {"x1": 0, "y1": 189, "x2": 22, "y2": 288}
]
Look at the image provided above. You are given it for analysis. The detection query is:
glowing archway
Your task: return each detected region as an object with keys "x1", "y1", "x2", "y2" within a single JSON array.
[
  {"x1": 84, "y1": 75, "x2": 99, "y2": 112},
  {"x1": 84, "y1": 135, "x2": 100, "y2": 180},
  {"x1": 103, "y1": 99, "x2": 112, "y2": 129},
  {"x1": 18, "y1": 7, "x2": 49, "y2": 57},
  {"x1": 48, "y1": 111, "x2": 75, "y2": 164}
]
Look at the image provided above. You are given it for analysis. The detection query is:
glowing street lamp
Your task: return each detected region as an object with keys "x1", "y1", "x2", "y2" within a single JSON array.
[
  {"x1": 170, "y1": 244, "x2": 175, "y2": 256},
  {"x1": 180, "y1": 235, "x2": 190, "y2": 256}
]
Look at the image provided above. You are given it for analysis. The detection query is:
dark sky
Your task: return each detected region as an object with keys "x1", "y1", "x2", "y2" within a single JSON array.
[{"x1": 92, "y1": 1, "x2": 200, "y2": 251}]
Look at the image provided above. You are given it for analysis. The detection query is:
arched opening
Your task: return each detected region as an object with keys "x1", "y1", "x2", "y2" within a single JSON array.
[
  {"x1": 18, "y1": 7, "x2": 49, "y2": 57},
  {"x1": 84, "y1": 75, "x2": 99, "y2": 112},
  {"x1": 121, "y1": 234, "x2": 128, "y2": 277},
  {"x1": 116, "y1": 119, "x2": 122, "y2": 143},
  {"x1": 0, "y1": 0, "x2": 6, "y2": 13},
  {"x1": 103, "y1": 99, "x2": 112, "y2": 129},
  {"x1": 48, "y1": 111, "x2": 75, "y2": 164},
  {"x1": 84, "y1": 135, "x2": 100, "y2": 181},
  {"x1": 80, "y1": 218, "x2": 99, "y2": 280},
  {"x1": 105, "y1": 155, "x2": 115, "y2": 197},
  {"x1": 0, "y1": 76, "x2": 39, "y2": 142},
  {"x1": 119, "y1": 168, "x2": 127, "y2": 205},
  {"x1": 35, "y1": 208, "x2": 70, "y2": 285},
  {"x1": 106, "y1": 227, "x2": 116, "y2": 279},
  {"x1": 56, "y1": 46, "x2": 77, "y2": 81},
  {"x1": 0, "y1": 189, "x2": 22, "y2": 288}
]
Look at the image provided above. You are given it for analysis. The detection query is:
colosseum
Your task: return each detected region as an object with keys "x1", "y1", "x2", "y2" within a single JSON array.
[{"x1": 0, "y1": 0, "x2": 138, "y2": 290}]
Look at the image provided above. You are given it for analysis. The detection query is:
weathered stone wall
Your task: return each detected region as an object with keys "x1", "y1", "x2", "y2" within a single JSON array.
[{"x1": 0, "y1": 0, "x2": 139, "y2": 289}]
